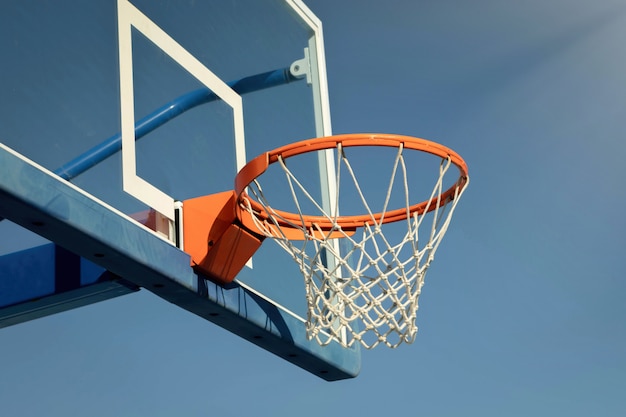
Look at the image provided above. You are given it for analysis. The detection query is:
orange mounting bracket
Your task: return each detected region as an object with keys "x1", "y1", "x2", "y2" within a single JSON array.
[{"x1": 182, "y1": 191, "x2": 264, "y2": 285}]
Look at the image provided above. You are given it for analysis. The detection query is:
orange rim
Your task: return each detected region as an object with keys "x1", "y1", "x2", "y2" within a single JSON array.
[{"x1": 235, "y1": 133, "x2": 469, "y2": 231}]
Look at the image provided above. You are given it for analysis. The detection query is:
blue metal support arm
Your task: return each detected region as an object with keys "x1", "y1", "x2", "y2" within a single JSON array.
[{"x1": 54, "y1": 67, "x2": 298, "y2": 181}]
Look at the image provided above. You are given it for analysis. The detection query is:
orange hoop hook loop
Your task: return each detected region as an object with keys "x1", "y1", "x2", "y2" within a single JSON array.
[{"x1": 235, "y1": 133, "x2": 469, "y2": 231}]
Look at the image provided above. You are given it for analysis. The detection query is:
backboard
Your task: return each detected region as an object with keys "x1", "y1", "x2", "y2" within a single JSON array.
[{"x1": 0, "y1": 0, "x2": 360, "y2": 380}]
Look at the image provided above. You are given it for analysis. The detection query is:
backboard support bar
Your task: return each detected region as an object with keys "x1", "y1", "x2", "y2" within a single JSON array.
[{"x1": 0, "y1": 144, "x2": 360, "y2": 380}]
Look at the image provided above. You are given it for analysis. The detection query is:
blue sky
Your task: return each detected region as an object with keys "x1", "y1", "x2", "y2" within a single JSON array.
[{"x1": 2, "y1": 0, "x2": 626, "y2": 416}]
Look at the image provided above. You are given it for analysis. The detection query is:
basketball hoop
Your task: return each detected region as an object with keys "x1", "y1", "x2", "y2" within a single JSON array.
[{"x1": 234, "y1": 133, "x2": 469, "y2": 348}]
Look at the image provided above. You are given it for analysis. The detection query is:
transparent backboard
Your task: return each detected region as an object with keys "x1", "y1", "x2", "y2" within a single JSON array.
[{"x1": 0, "y1": 0, "x2": 359, "y2": 379}]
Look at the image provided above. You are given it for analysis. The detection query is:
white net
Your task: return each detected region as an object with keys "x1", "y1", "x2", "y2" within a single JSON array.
[{"x1": 239, "y1": 142, "x2": 468, "y2": 348}]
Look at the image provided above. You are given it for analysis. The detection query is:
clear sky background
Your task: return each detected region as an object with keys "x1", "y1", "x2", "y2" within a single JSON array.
[{"x1": 1, "y1": 0, "x2": 626, "y2": 416}]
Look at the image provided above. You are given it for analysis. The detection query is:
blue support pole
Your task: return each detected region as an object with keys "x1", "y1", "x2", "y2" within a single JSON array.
[
  {"x1": 0, "y1": 244, "x2": 139, "y2": 328},
  {"x1": 54, "y1": 67, "x2": 298, "y2": 181}
]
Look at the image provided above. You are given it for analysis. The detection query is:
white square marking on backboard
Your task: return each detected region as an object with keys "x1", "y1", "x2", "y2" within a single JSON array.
[{"x1": 117, "y1": 0, "x2": 246, "y2": 221}]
